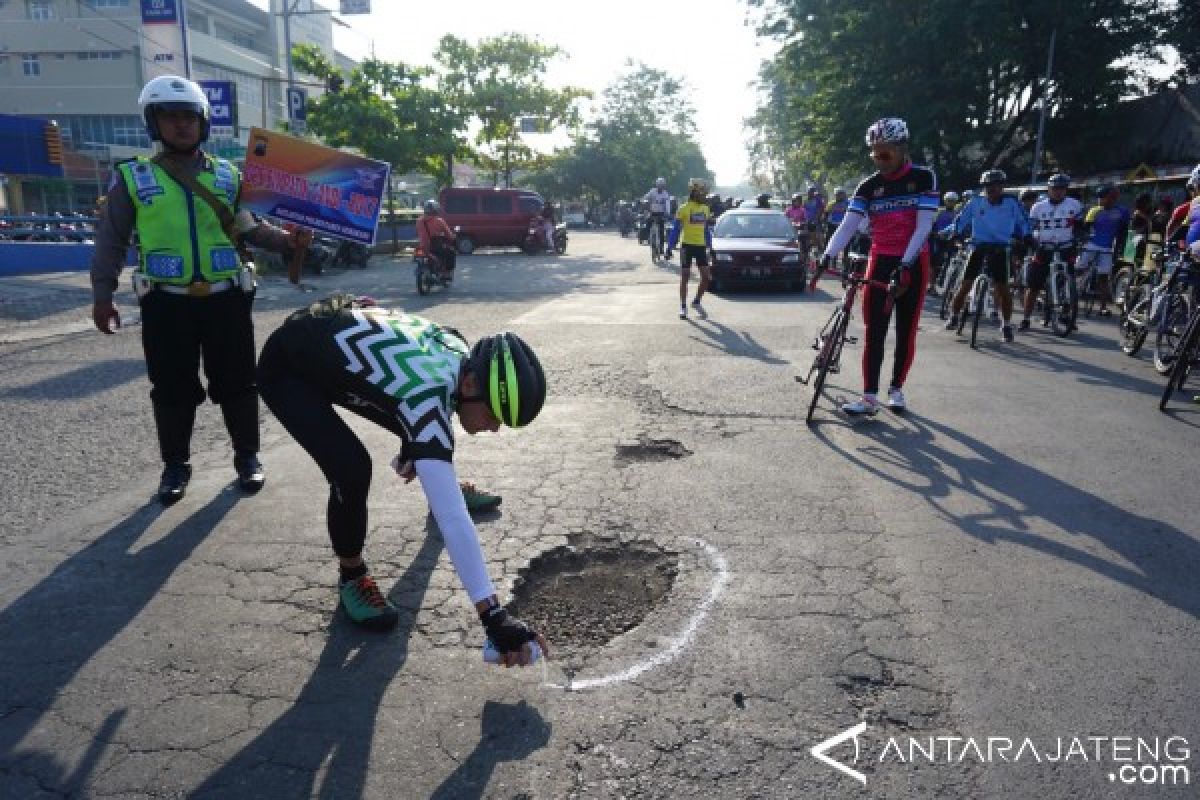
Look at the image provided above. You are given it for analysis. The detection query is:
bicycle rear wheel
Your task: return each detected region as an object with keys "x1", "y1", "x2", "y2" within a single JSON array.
[
  {"x1": 806, "y1": 311, "x2": 845, "y2": 424},
  {"x1": 1160, "y1": 315, "x2": 1200, "y2": 411}
]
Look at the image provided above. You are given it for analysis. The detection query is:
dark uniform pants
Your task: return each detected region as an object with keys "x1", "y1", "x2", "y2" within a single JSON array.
[{"x1": 139, "y1": 287, "x2": 258, "y2": 465}]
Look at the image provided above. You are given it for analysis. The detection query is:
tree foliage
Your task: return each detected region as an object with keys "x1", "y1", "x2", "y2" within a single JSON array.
[
  {"x1": 290, "y1": 44, "x2": 466, "y2": 181},
  {"x1": 525, "y1": 62, "x2": 713, "y2": 204},
  {"x1": 747, "y1": 0, "x2": 1168, "y2": 189},
  {"x1": 433, "y1": 34, "x2": 591, "y2": 187}
]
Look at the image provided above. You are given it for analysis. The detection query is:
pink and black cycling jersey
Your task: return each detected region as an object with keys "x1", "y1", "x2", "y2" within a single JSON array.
[{"x1": 847, "y1": 163, "x2": 939, "y2": 257}]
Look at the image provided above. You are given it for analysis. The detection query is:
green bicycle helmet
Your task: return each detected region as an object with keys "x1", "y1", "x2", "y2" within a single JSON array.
[{"x1": 467, "y1": 332, "x2": 546, "y2": 427}]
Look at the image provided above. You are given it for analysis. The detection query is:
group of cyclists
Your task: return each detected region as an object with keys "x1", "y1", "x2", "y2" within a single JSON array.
[{"x1": 632, "y1": 114, "x2": 1200, "y2": 417}]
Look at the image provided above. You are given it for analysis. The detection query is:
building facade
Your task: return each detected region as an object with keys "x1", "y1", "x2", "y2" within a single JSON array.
[{"x1": 0, "y1": 0, "x2": 348, "y2": 212}]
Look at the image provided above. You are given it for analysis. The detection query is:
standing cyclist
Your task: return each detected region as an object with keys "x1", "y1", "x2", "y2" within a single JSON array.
[
  {"x1": 943, "y1": 169, "x2": 1031, "y2": 342},
  {"x1": 818, "y1": 117, "x2": 939, "y2": 415},
  {"x1": 90, "y1": 76, "x2": 304, "y2": 505},
  {"x1": 1078, "y1": 185, "x2": 1130, "y2": 317},
  {"x1": 642, "y1": 178, "x2": 673, "y2": 258},
  {"x1": 1021, "y1": 173, "x2": 1083, "y2": 330},
  {"x1": 664, "y1": 178, "x2": 714, "y2": 319},
  {"x1": 256, "y1": 293, "x2": 549, "y2": 665}
]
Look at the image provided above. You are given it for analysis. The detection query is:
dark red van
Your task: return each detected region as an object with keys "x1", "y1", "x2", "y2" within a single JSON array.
[{"x1": 438, "y1": 187, "x2": 544, "y2": 254}]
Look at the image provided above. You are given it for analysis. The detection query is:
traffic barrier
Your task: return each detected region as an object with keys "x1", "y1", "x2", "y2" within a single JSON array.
[{"x1": 0, "y1": 242, "x2": 137, "y2": 276}]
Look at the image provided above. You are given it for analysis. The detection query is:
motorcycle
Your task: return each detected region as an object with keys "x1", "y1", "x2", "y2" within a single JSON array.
[
  {"x1": 414, "y1": 245, "x2": 452, "y2": 295},
  {"x1": 523, "y1": 220, "x2": 568, "y2": 255},
  {"x1": 331, "y1": 239, "x2": 371, "y2": 269}
]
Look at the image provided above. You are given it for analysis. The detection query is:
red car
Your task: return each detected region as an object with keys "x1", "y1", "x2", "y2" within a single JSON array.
[
  {"x1": 709, "y1": 209, "x2": 808, "y2": 292},
  {"x1": 438, "y1": 187, "x2": 545, "y2": 254}
]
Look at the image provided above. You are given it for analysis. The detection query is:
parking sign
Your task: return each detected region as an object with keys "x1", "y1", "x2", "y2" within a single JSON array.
[{"x1": 286, "y1": 87, "x2": 307, "y2": 133}]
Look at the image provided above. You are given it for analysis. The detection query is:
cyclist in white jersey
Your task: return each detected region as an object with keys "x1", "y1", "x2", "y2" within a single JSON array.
[
  {"x1": 1021, "y1": 173, "x2": 1084, "y2": 330},
  {"x1": 642, "y1": 177, "x2": 674, "y2": 257}
]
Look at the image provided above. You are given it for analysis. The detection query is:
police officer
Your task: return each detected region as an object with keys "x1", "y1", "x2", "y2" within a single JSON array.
[{"x1": 90, "y1": 75, "x2": 302, "y2": 505}]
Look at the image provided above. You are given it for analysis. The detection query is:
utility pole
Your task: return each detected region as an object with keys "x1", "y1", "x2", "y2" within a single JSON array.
[
  {"x1": 1031, "y1": 27, "x2": 1056, "y2": 184},
  {"x1": 179, "y1": 0, "x2": 193, "y2": 79}
]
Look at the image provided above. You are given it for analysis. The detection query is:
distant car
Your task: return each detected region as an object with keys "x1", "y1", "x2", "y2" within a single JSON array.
[
  {"x1": 563, "y1": 203, "x2": 588, "y2": 228},
  {"x1": 709, "y1": 209, "x2": 807, "y2": 292}
]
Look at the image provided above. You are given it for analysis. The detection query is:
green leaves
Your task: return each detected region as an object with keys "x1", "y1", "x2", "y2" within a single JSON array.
[{"x1": 748, "y1": 0, "x2": 1170, "y2": 188}]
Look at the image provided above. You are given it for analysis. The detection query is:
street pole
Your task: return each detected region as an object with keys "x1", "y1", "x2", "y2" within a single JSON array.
[
  {"x1": 179, "y1": 0, "x2": 193, "y2": 78},
  {"x1": 1031, "y1": 27, "x2": 1056, "y2": 184},
  {"x1": 282, "y1": 0, "x2": 295, "y2": 94}
]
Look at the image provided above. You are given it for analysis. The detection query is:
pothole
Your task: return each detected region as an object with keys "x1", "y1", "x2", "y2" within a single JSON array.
[
  {"x1": 614, "y1": 435, "x2": 692, "y2": 466},
  {"x1": 509, "y1": 536, "x2": 679, "y2": 660}
]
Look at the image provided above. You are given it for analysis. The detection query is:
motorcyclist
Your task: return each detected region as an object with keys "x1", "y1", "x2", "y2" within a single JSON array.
[
  {"x1": 417, "y1": 200, "x2": 457, "y2": 278},
  {"x1": 539, "y1": 202, "x2": 556, "y2": 251},
  {"x1": 786, "y1": 193, "x2": 809, "y2": 251}
]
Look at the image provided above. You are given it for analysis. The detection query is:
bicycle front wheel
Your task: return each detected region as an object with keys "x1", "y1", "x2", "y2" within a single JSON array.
[
  {"x1": 1153, "y1": 292, "x2": 1194, "y2": 374},
  {"x1": 1120, "y1": 290, "x2": 1150, "y2": 356},
  {"x1": 1160, "y1": 314, "x2": 1200, "y2": 411},
  {"x1": 806, "y1": 311, "x2": 845, "y2": 424}
]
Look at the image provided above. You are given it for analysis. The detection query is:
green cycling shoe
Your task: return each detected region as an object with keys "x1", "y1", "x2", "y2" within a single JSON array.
[
  {"x1": 461, "y1": 482, "x2": 502, "y2": 514},
  {"x1": 338, "y1": 573, "x2": 399, "y2": 631}
]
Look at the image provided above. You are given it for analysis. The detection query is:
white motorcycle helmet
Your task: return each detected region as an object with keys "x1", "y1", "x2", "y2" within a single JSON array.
[
  {"x1": 655, "y1": 177, "x2": 666, "y2": 189},
  {"x1": 138, "y1": 75, "x2": 211, "y2": 143}
]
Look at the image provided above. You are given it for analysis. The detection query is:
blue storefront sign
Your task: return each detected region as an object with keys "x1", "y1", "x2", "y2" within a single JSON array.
[
  {"x1": 140, "y1": 0, "x2": 178, "y2": 25},
  {"x1": 198, "y1": 80, "x2": 237, "y2": 129}
]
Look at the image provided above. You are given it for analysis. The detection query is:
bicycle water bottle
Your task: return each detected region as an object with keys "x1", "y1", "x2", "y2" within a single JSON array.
[{"x1": 483, "y1": 638, "x2": 542, "y2": 665}]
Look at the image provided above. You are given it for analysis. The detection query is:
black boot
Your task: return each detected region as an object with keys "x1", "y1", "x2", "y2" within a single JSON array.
[
  {"x1": 158, "y1": 462, "x2": 192, "y2": 506},
  {"x1": 234, "y1": 452, "x2": 265, "y2": 493}
]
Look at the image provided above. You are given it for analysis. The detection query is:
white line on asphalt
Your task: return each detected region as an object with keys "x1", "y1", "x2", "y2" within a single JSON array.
[{"x1": 546, "y1": 538, "x2": 730, "y2": 692}]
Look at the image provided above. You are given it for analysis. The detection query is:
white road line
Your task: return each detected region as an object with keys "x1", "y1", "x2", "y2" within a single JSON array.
[{"x1": 545, "y1": 538, "x2": 731, "y2": 692}]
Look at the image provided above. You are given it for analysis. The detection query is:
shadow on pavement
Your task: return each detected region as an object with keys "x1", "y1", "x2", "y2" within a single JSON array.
[
  {"x1": 190, "y1": 520, "x2": 444, "y2": 800},
  {"x1": 428, "y1": 700, "x2": 551, "y2": 800},
  {"x1": 812, "y1": 412, "x2": 1200, "y2": 621},
  {"x1": 0, "y1": 491, "x2": 239, "y2": 785},
  {"x1": 0, "y1": 357, "x2": 144, "y2": 400},
  {"x1": 687, "y1": 317, "x2": 789, "y2": 364}
]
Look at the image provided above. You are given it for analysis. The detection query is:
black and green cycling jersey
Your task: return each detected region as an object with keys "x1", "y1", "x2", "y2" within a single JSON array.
[{"x1": 278, "y1": 293, "x2": 469, "y2": 462}]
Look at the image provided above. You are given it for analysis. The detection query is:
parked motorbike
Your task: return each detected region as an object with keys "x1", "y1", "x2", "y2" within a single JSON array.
[
  {"x1": 523, "y1": 221, "x2": 568, "y2": 255},
  {"x1": 332, "y1": 239, "x2": 371, "y2": 269}
]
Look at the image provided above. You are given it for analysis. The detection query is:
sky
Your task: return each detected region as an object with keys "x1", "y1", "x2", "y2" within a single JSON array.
[{"x1": 254, "y1": 0, "x2": 779, "y2": 186}]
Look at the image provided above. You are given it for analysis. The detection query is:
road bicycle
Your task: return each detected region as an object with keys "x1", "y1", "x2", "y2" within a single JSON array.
[
  {"x1": 795, "y1": 255, "x2": 892, "y2": 424},
  {"x1": 1159, "y1": 305, "x2": 1200, "y2": 411},
  {"x1": 646, "y1": 217, "x2": 665, "y2": 264}
]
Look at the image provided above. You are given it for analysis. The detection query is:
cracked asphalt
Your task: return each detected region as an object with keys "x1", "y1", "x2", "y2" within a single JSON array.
[{"x1": 1, "y1": 233, "x2": 1197, "y2": 799}]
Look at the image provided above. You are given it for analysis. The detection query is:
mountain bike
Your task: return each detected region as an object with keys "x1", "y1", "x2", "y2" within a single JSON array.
[
  {"x1": 937, "y1": 241, "x2": 970, "y2": 320},
  {"x1": 1119, "y1": 249, "x2": 1170, "y2": 356},
  {"x1": 795, "y1": 256, "x2": 892, "y2": 424},
  {"x1": 1152, "y1": 254, "x2": 1198, "y2": 374},
  {"x1": 956, "y1": 246, "x2": 1011, "y2": 349},
  {"x1": 1036, "y1": 244, "x2": 1079, "y2": 338},
  {"x1": 1159, "y1": 307, "x2": 1200, "y2": 411}
]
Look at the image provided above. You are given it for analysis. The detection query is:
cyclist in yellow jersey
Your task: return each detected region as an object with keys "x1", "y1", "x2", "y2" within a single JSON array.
[{"x1": 665, "y1": 178, "x2": 714, "y2": 319}]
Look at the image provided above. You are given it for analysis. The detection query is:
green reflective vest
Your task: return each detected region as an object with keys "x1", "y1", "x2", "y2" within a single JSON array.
[{"x1": 119, "y1": 155, "x2": 242, "y2": 285}]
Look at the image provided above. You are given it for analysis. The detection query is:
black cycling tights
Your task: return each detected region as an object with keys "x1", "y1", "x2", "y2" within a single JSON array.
[
  {"x1": 257, "y1": 334, "x2": 371, "y2": 559},
  {"x1": 861, "y1": 253, "x2": 929, "y2": 396}
]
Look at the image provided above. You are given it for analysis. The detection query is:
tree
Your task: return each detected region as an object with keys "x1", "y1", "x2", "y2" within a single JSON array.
[
  {"x1": 433, "y1": 34, "x2": 591, "y2": 187},
  {"x1": 290, "y1": 44, "x2": 467, "y2": 182},
  {"x1": 746, "y1": 0, "x2": 1168, "y2": 189},
  {"x1": 525, "y1": 63, "x2": 714, "y2": 204}
]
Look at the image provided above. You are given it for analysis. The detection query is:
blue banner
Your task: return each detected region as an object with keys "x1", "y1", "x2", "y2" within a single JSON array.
[
  {"x1": 198, "y1": 80, "x2": 236, "y2": 128},
  {"x1": 140, "y1": 0, "x2": 178, "y2": 25}
]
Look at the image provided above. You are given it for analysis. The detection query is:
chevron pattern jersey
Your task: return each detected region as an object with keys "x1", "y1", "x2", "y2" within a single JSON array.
[{"x1": 330, "y1": 308, "x2": 469, "y2": 462}]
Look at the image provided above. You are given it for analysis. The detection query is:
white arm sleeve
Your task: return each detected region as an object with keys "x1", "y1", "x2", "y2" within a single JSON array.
[
  {"x1": 901, "y1": 208, "x2": 937, "y2": 264},
  {"x1": 822, "y1": 210, "x2": 864, "y2": 258},
  {"x1": 414, "y1": 458, "x2": 496, "y2": 603}
]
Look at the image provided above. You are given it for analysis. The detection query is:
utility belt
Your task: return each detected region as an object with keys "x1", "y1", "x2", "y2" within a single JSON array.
[{"x1": 133, "y1": 265, "x2": 256, "y2": 299}]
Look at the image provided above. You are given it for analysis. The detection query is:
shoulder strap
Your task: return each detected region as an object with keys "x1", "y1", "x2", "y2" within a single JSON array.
[{"x1": 151, "y1": 153, "x2": 240, "y2": 247}]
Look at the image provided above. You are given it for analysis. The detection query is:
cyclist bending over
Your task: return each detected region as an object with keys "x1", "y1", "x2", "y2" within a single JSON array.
[
  {"x1": 819, "y1": 117, "x2": 939, "y2": 415},
  {"x1": 1022, "y1": 173, "x2": 1083, "y2": 329},
  {"x1": 943, "y1": 169, "x2": 1032, "y2": 342}
]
